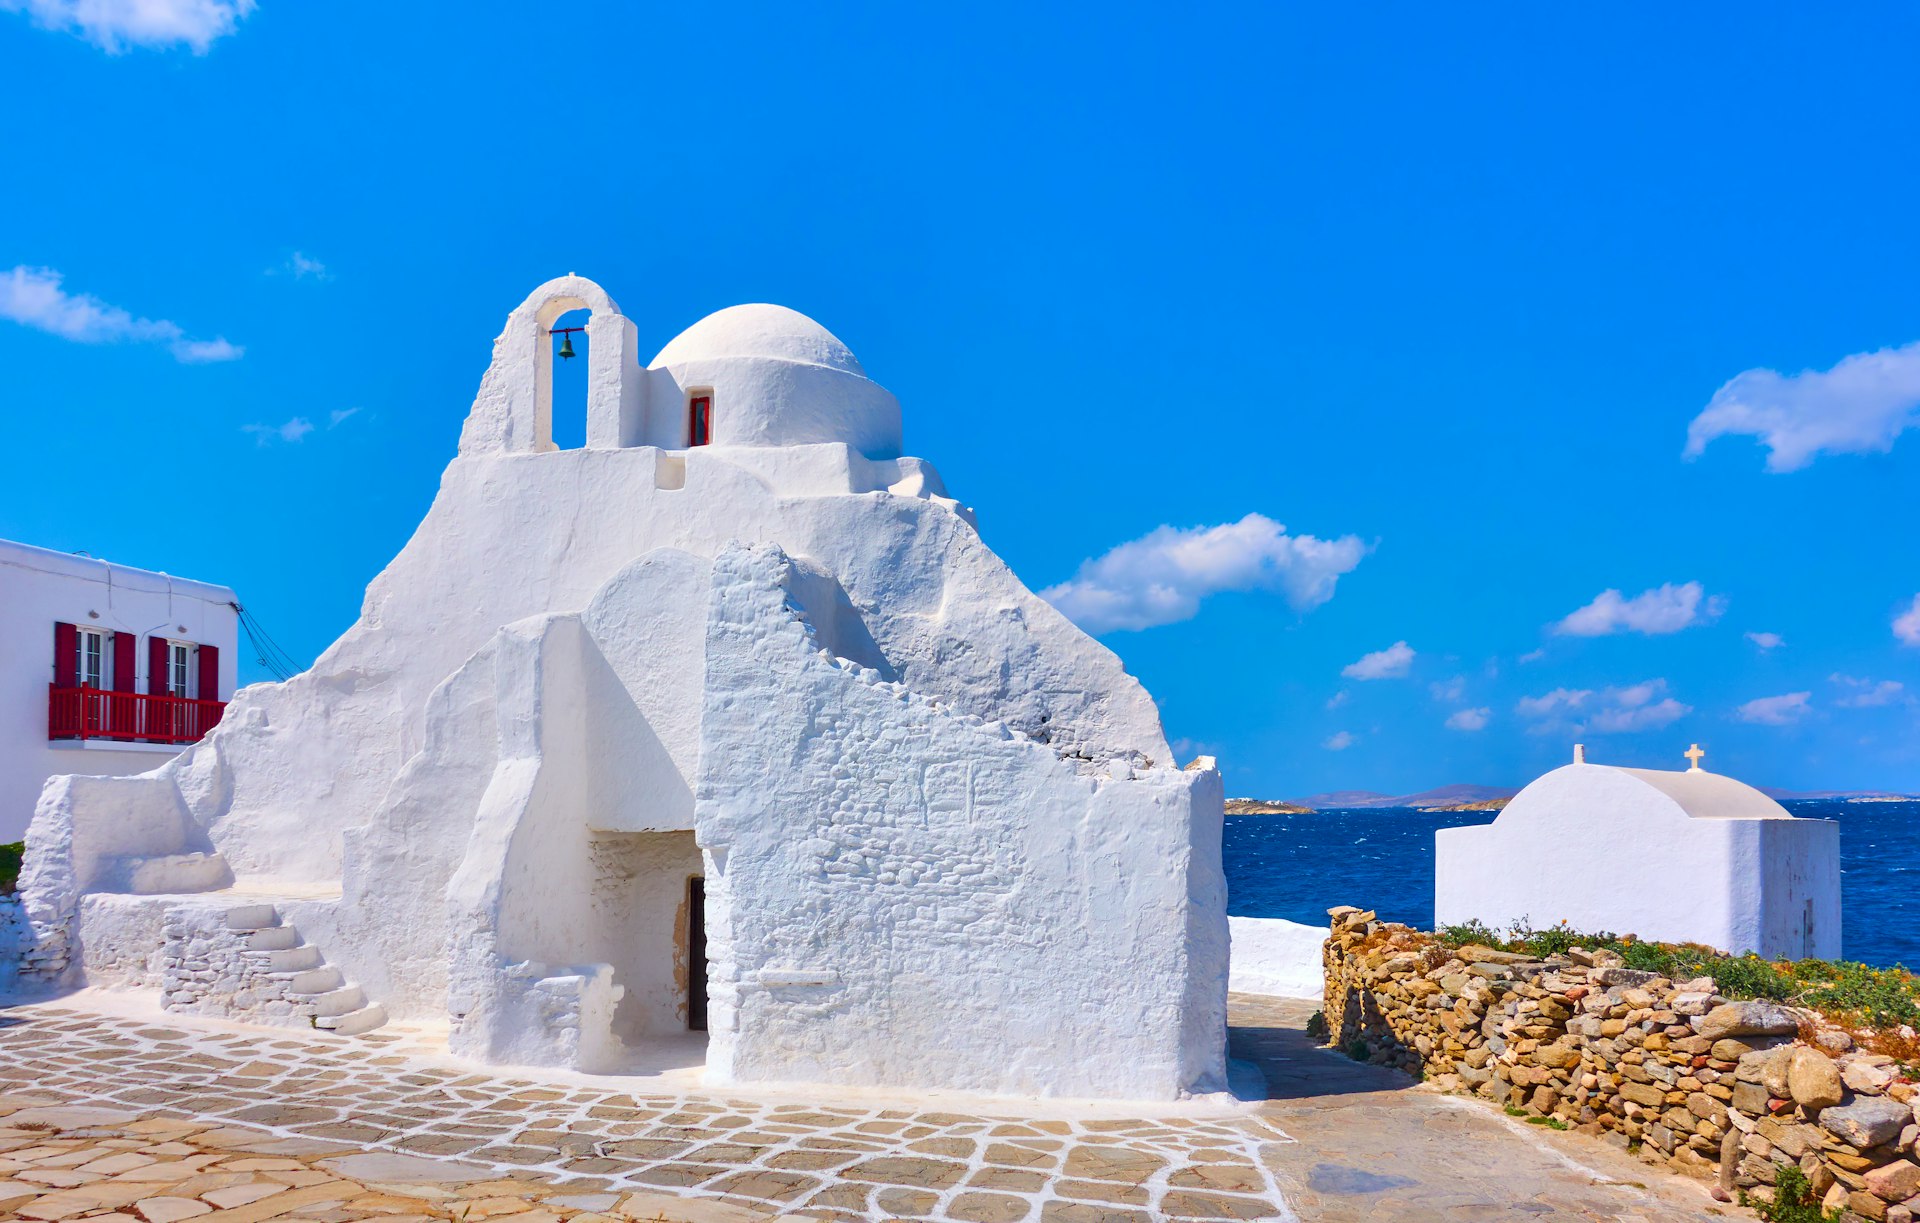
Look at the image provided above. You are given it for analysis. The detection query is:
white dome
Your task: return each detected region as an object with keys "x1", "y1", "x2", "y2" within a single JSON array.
[{"x1": 651, "y1": 304, "x2": 866, "y2": 377}]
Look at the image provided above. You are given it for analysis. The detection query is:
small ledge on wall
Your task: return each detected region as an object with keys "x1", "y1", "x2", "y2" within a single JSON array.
[{"x1": 655, "y1": 452, "x2": 686, "y2": 492}]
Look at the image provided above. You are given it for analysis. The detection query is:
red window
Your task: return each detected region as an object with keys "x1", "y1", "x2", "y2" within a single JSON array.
[{"x1": 688, "y1": 395, "x2": 712, "y2": 447}]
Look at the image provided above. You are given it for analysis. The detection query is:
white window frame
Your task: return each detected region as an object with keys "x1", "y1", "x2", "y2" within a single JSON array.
[
  {"x1": 168, "y1": 641, "x2": 195, "y2": 699},
  {"x1": 76, "y1": 628, "x2": 109, "y2": 689}
]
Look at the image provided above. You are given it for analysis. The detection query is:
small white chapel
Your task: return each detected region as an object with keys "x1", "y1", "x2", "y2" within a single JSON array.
[
  {"x1": 1435, "y1": 744, "x2": 1840, "y2": 959},
  {"x1": 8, "y1": 276, "x2": 1231, "y2": 1103}
]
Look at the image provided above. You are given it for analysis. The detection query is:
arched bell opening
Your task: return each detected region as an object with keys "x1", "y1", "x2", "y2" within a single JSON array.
[{"x1": 546, "y1": 307, "x2": 591, "y2": 450}]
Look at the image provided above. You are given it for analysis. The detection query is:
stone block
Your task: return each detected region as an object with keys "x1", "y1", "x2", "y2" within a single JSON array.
[
  {"x1": 1789, "y1": 1048, "x2": 1846, "y2": 1110},
  {"x1": 1864, "y1": 1159, "x2": 1920, "y2": 1202},
  {"x1": 1823, "y1": 1098, "x2": 1913, "y2": 1150},
  {"x1": 1694, "y1": 1002, "x2": 1799, "y2": 1041}
]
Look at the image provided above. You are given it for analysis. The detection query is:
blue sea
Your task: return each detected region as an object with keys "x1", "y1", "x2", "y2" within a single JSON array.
[{"x1": 1223, "y1": 799, "x2": 1920, "y2": 970}]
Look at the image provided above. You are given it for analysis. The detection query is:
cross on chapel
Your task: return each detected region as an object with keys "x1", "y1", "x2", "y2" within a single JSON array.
[{"x1": 1684, "y1": 743, "x2": 1706, "y2": 772}]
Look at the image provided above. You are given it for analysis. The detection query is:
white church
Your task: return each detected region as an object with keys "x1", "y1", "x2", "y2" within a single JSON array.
[
  {"x1": 8, "y1": 276, "x2": 1230, "y2": 1103},
  {"x1": 1435, "y1": 744, "x2": 1841, "y2": 959}
]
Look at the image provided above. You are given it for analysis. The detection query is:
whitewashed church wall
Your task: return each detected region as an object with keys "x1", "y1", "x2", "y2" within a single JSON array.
[
  {"x1": 695, "y1": 543, "x2": 1228, "y2": 1101},
  {"x1": 641, "y1": 359, "x2": 902, "y2": 457},
  {"x1": 321, "y1": 642, "x2": 502, "y2": 1020},
  {"x1": 131, "y1": 440, "x2": 1166, "y2": 890}
]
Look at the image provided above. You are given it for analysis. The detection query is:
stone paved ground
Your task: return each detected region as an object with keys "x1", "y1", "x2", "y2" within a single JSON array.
[
  {"x1": 0, "y1": 998, "x2": 1294, "y2": 1222},
  {"x1": 1234, "y1": 995, "x2": 1731, "y2": 1222},
  {"x1": 0, "y1": 993, "x2": 1741, "y2": 1222}
]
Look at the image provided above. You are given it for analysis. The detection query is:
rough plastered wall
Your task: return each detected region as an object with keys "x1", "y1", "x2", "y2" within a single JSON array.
[
  {"x1": 1435, "y1": 765, "x2": 1841, "y2": 959},
  {"x1": 697, "y1": 544, "x2": 1229, "y2": 1100},
  {"x1": 97, "y1": 444, "x2": 1170, "y2": 890}
]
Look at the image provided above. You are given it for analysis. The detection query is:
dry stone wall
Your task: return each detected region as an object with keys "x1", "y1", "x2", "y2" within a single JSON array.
[{"x1": 1323, "y1": 907, "x2": 1920, "y2": 1221}]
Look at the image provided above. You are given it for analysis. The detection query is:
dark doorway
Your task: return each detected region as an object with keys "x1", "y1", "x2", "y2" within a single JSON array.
[{"x1": 688, "y1": 876, "x2": 708, "y2": 1031}]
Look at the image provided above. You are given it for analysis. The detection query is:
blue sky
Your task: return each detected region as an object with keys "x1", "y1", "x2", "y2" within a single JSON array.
[{"x1": 3, "y1": 4, "x2": 1918, "y2": 796}]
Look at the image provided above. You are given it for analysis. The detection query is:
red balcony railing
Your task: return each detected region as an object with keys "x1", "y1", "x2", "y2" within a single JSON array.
[{"x1": 48, "y1": 684, "x2": 227, "y2": 746}]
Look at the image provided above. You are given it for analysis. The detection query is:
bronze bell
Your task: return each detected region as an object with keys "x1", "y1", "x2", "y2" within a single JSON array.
[{"x1": 557, "y1": 333, "x2": 576, "y2": 360}]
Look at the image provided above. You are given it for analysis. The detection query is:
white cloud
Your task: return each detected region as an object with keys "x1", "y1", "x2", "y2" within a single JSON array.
[
  {"x1": 1323, "y1": 730, "x2": 1355, "y2": 751},
  {"x1": 243, "y1": 417, "x2": 315, "y2": 446},
  {"x1": 1896, "y1": 595, "x2": 1920, "y2": 647},
  {"x1": 1324, "y1": 691, "x2": 1348, "y2": 710},
  {"x1": 0, "y1": 265, "x2": 240, "y2": 363},
  {"x1": 172, "y1": 337, "x2": 242, "y2": 363},
  {"x1": 1516, "y1": 687, "x2": 1591, "y2": 719},
  {"x1": 1517, "y1": 679, "x2": 1690, "y2": 735},
  {"x1": 1685, "y1": 340, "x2": 1920, "y2": 472},
  {"x1": 1745, "y1": 631, "x2": 1785, "y2": 652},
  {"x1": 329, "y1": 407, "x2": 361, "y2": 428},
  {"x1": 1552, "y1": 582, "x2": 1724, "y2": 637},
  {"x1": 1737, "y1": 692, "x2": 1813, "y2": 726},
  {"x1": 1518, "y1": 648, "x2": 1546, "y2": 664},
  {"x1": 1446, "y1": 707, "x2": 1490, "y2": 732},
  {"x1": 1429, "y1": 676, "x2": 1465, "y2": 703},
  {"x1": 1342, "y1": 641, "x2": 1414, "y2": 681},
  {"x1": 286, "y1": 252, "x2": 329, "y2": 280},
  {"x1": 1041, "y1": 513, "x2": 1367, "y2": 634},
  {"x1": 2, "y1": 0, "x2": 255, "y2": 52},
  {"x1": 1832, "y1": 675, "x2": 1905, "y2": 709}
]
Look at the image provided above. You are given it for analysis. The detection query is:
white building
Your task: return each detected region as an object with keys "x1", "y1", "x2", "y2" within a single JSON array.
[
  {"x1": 1434, "y1": 746, "x2": 1840, "y2": 959},
  {"x1": 0, "y1": 540, "x2": 237, "y2": 844},
  {"x1": 10, "y1": 276, "x2": 1230, "y2": 1103}
]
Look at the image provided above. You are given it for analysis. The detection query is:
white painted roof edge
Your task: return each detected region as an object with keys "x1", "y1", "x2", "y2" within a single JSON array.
[
  {"x1": 0, "y1": 537, "x2": 239, "y2": 604},
  {"x1": 1599, "y1": 762, "x2": 1796, "y2": 820}
]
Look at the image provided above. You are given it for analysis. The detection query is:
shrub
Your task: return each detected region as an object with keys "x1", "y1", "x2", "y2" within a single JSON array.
[
  {"x1": 0, "y1": 841, "x2": 20, "y2": 895},
  {"x1": 1345, "y1": 1038, "x2": 1370, "y2": 1062},
  {"x1": 1742, "y1": 1162, "x2": 1838, "y2": 1222}
]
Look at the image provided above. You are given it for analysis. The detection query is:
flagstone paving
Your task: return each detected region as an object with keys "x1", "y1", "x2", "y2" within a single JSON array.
[
  {"x1": 1234, "y1": 995, "x2": 1729, "y2": 1222},
  {"x1": 0, "y1": 1000, "x2": 1295, "y2": 1221},
  {"x1": 0, "y1": 994, "x2": 1738, "y2": 1221}
]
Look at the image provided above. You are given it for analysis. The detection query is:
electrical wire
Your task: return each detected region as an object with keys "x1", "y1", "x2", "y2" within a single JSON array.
[{"x1": 229, "y1": 601, "x2": 302, "y2": 682}]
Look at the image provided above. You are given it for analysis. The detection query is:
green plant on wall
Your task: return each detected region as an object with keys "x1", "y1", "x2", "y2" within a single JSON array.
[
  {"x1": 1740, "y1": 1163, "x2": 1840, "y2": 1223},
  {"x1": 0, "y1": 841, "x2": 21, "y2": 895}
]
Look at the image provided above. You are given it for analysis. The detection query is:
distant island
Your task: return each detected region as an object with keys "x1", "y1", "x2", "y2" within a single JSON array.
[
  {"x1": 1224, "y1": 798, "x2": 1315, "y2": 815},
  {"x1": 1224, "y1": 782, "x2": 1919, "y2": 817},
  {"x1": 1287, "y1": 783, "x2": 1518, "y2": 810},
  {"x1": 1223, "y1": 784, "x2": 1519, "y2": 815}
]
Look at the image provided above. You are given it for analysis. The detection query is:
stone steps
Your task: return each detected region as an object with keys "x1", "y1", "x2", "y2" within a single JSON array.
[
  {"x1": 262, "y1": 945, "x2": 322, "y2": 972},
  {"x1": 246, "y1": 926, "x2": 300, "y2": 952},
  {"x1": 305, "y1": 985, "x2": 366, "y2": 1018},
  {"x1": 280, "y1": 965, "x2": 343, "y2": 995},
  {"x1": 213, "y1": 901, "x2": 387, "y2": 1037},
  {"x1": 315, "y1": 1003, "x2": 388, "y2": 1036}
]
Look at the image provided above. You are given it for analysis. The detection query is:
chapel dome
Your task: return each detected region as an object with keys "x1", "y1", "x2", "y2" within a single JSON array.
[{"x1": 650, "y1": 304, "x2": 866, "y2": 378}]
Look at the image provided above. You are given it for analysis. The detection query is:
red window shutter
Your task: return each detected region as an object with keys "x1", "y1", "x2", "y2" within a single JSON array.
[
  {"x1": 113, "y1": 632, "x2": 136, "y2": 692},
  {"x1": 198, "y1": 643, "x2": 220, "y2": 702},
  {"x1": 149, "y1": 636, "x2": 170, "y2": 696},
  {"x1": 54, "y1": 622, "x2": 77, "y2": 687},
  {"x1": 689, "y1": 395, "x2": 712, "y2": 447}
]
